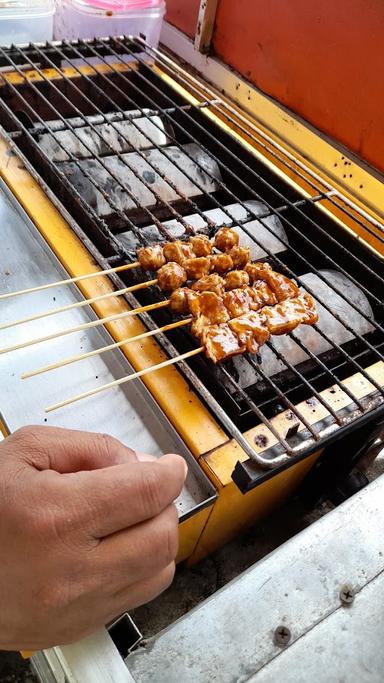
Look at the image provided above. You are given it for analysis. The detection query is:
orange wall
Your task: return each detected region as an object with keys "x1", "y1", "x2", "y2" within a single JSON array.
[
  {"x1": 166, "y1": 0, "x2": 199, "y2": 38},
  {"x1": 164, "y1": 0, "x2": 384, "y2": 175},
  {"x1": 213, "y1": 0, "x2": 384, "y2": 174}
]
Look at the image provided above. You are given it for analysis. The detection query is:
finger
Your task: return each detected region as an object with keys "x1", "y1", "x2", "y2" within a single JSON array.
[
  {"x1": 109, "y1": 563, "x2": 176, "y2": 617},
  {"x1": 62, "y1": 453, "x2": 187, "y2": 537},
  {"x1": 61, "y1": 563, "x2": 176, "y2": 648},
  {"x1": 93, "y1": 504, "x2": 179, "y2": 591},
  {"x1": 10, "y1": 426, "x2": 139, "y2": 473},
  {"x1": 136, "y1": 452, "x2": 157, "y2": 462},
  {"x1": 8, "y1": 562, "x2": 174, "y2": 651}
]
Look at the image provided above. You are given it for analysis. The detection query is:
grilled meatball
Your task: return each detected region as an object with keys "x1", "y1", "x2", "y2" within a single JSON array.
[
  {"x1": 188, "y1": 290, "x2": 230, "y2": 339},
  {"x1": 300, "y1": 292, "x2": 318, "y2": 325},
  {"x1": 229, "y1": 245, "x2": 250, "y2": 269},
  {"x1": 245, "y1": 261, "x2": 273, "y2": 283},
  {"x1": 265, "y1": 272, "x2": 299, "y2": 302},
  {"x1": 180, "y1": 242, "x2": 195, "y2": 260},
  {"x1": 214, "y1": 227, "x2": 239, "y2": 252},
  {"x1": 163, "y1": 241, "x2": 187, "y2": 265},
  {"x1": 184, "y1": 256, "x2": 211, "y2": 280},
  {"x1": 223, "y1": 288, "x2": 253, "y2": 318},
  {"x1": 245, "y1": 262, "x2": 298, "y2": 301},
  {"x1": 209, "y1": 253, "x2": 234, "y2": 274},
  {"x1": 162, "y1": 240, "x2": 195, "y2": 264},
  {"x1": 261, "y1": 292, "x2": 318, "y2": 335},
  {"x1": 192, "y1": 273, "x2": 226, "y2": 296},
  {"x1": 249, "y1": 281, "x2": 277, "y2": 308},
  {"x1": 201, "y1": 323, "x2": 246, "y2": 363},
  {"x1": 187, "y1": 290, "x2": 229, "y2": 324},
  {"x1": 229, "y1": 311, "x2": 270, "y2": 353},
  {"x1": 190, "y1": 235, "x2": 213, "y2": 257},
  {"x1": 225, "y1": 270, "x2": 250, "y2": 290},
  {"x1": 138, "y1": 244, "x2": 166, "y2": 271},
  {"x1": 169, "y1": 287, "x2": 190, "y2": 315},
  {"x1": 157, "y1": 262, "x2": 187, "y2": 291}
]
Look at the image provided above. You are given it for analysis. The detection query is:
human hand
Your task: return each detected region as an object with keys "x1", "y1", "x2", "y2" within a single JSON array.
[{"x1": 0, "y1": 426, "x2": 187, "y2": 650}]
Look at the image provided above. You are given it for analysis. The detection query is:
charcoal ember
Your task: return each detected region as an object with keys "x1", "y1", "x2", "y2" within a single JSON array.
[
  {"x1": 59, "y1": 143, "x2": 221, "y2": 218},
  {"x1": 36, "y1": 109, "x2": 171, "y2": 161},
  {"x1": 210, "y1": 200, "x2": 288, "y2": 259},
  {"x1": 117, "y1": 200, "x2": 287, "y2": 254}
]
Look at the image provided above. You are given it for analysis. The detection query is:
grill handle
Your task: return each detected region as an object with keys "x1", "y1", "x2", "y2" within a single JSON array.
[{"x1": 232, "y1": 408, "x2": 384, "y2": 495}]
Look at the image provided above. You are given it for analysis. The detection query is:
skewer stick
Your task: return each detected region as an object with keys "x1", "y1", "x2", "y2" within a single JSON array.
[
  {"x1": 45, "y1": 347, "x2": 204, "y2": 413},
  {"x1": 22, "y1": 318, "x2": 192, "y2": 379},
  {"x1": 0, "y1": 300, "x2": 169, "y2": 356},
  {"x1": 0, "y1": 279, "x2": 158, "y2": 331},
  {"x1": 0, "y1": 262, "x2": 140, "y2": 301}
]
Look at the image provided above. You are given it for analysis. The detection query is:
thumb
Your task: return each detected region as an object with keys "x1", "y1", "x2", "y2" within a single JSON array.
[{"x1": 8, "y1": 426, "x2": 138, "y2": 474}]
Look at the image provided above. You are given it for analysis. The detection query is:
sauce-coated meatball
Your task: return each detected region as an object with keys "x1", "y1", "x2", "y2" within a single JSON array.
[
  {"x1": 157, "y1": 262, "x2": 187, "y2": 291},
  {"x1": 192, "y1": 273, "x2": 225, "y2": 296},
  {"x1": 138, "y1": 245, "x2": 166, "y2": 271},
  {"x1": 163, "y1": 241, "x2": 187, "y2": 265},
  {"x1": 229, "y1": 246, "x2": 250, "y2": 269},
  {"x1": 214, "y1": 227, "x2": 239, "y2": 252},
  {"x1": 225, "y1": 270, "x2": 250, "y2": 290},
  {"x1": 180, "y1": 242, "x2": 195, "y2": 260},
  {"x1": 245, "y1": 261, "x2": 272, "y2": 283},
  {"x1": 210, "y1": 253, "x2": 234, "y2": 274},
  {"x1": 184, "y1": 257, "x2": 211, "y2": 280},
  {"x1": 190, "y1": 235, "x2": 213, "y2": 257},
  {"x1": 169, "y1": 288, "x2": 190, "y2": 314}
]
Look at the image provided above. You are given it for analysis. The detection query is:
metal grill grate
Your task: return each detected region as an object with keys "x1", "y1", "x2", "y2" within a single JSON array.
[{"x1": 0, "y1": 37, "x2": 383, "y2": 475}]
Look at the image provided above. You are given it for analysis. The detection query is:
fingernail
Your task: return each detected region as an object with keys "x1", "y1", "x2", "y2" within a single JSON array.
[{"x1": 173, "y1": 455, "x2": 188, "y2": 480}]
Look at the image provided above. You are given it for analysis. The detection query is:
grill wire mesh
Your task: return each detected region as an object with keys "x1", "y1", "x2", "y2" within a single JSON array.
[{"x1": 0, "y1": 36, "x2": 383, "y2": 470}]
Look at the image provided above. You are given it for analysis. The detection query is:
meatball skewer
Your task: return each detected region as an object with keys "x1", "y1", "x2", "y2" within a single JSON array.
[
  {"x1": 47, "y1": 287, "x2": 318, "y2": 410},
  {"x1": 37, "y1": 287, "x2": 318, "y2": 390},
  {"x1": 137, "y1": 237, "x2": 213, "y2": 272}
]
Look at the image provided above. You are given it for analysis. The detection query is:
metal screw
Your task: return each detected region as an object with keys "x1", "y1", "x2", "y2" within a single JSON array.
[
  {"x1": 340, "y1": 584, "x2": 355, "y2": 605},
  {"x1": 274, "y1": 625, "x2": 291, "y2": 646}
]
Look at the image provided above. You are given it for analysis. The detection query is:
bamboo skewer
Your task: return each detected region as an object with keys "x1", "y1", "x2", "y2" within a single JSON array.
[
  {"x1": 0, "y1": 262, "x2": 140, "y2": 301},
  {"x1": 0, "y1": 300, "x2": 169, "y2": 356},
  {"x1": 45, "y1": 347, "x2": 204, "y2": 413},
  {"x1": 0, "y1": 279, "x2": 158, "y2": 331},
  {"x1": 22, "y1": 318, "x2": 192, "y2": 379}
]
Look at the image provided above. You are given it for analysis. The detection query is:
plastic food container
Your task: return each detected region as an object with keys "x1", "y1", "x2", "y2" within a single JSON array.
[
  {"x1": 0, "y1": 0, "x2": 54, "y2": 46},
  {"x1": 54, "y1": 0, "x2": 166, "y2": 47}
]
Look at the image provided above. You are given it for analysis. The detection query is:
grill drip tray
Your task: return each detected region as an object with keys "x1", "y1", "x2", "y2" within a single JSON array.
[{"x1": 0, "y1": 181, "x2": 216, "y2": 519}]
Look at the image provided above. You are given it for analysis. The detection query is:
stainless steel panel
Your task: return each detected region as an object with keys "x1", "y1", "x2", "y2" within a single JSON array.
[
  {"x1": 250, "y1": 570, "x2": 384, "y2": 682},
  {"x1": 126, "y1": 475, "x2": 384, "y2": 682},
  {"x1": 0, "y1": 181, "x2": 216, "y2": 517},
  {"x1": 33, "y1": 630, "x2": 135, "y2": 683}
]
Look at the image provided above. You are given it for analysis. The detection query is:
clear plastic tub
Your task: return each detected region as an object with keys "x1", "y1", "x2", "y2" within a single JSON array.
[
  {"x1": 54, "y1": 0, "x2": 166, "y2": 47},
  {"x1": 0, "y1": 0, "x2": 54, "y2": 46}
]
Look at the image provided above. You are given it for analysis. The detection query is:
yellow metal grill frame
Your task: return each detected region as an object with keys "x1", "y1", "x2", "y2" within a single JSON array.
[{"x1": 0, "y1": 57, "x2": 383, "y2": 563}]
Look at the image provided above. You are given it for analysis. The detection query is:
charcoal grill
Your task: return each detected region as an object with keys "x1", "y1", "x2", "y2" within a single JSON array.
[{"x1": 0, "y1": 36, "x2": 383, "y2": 561}]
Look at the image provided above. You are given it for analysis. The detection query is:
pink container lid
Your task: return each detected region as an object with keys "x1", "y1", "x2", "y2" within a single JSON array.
[{"x1": 80, "y1": 0, "x2": 163, "y2": 8}]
